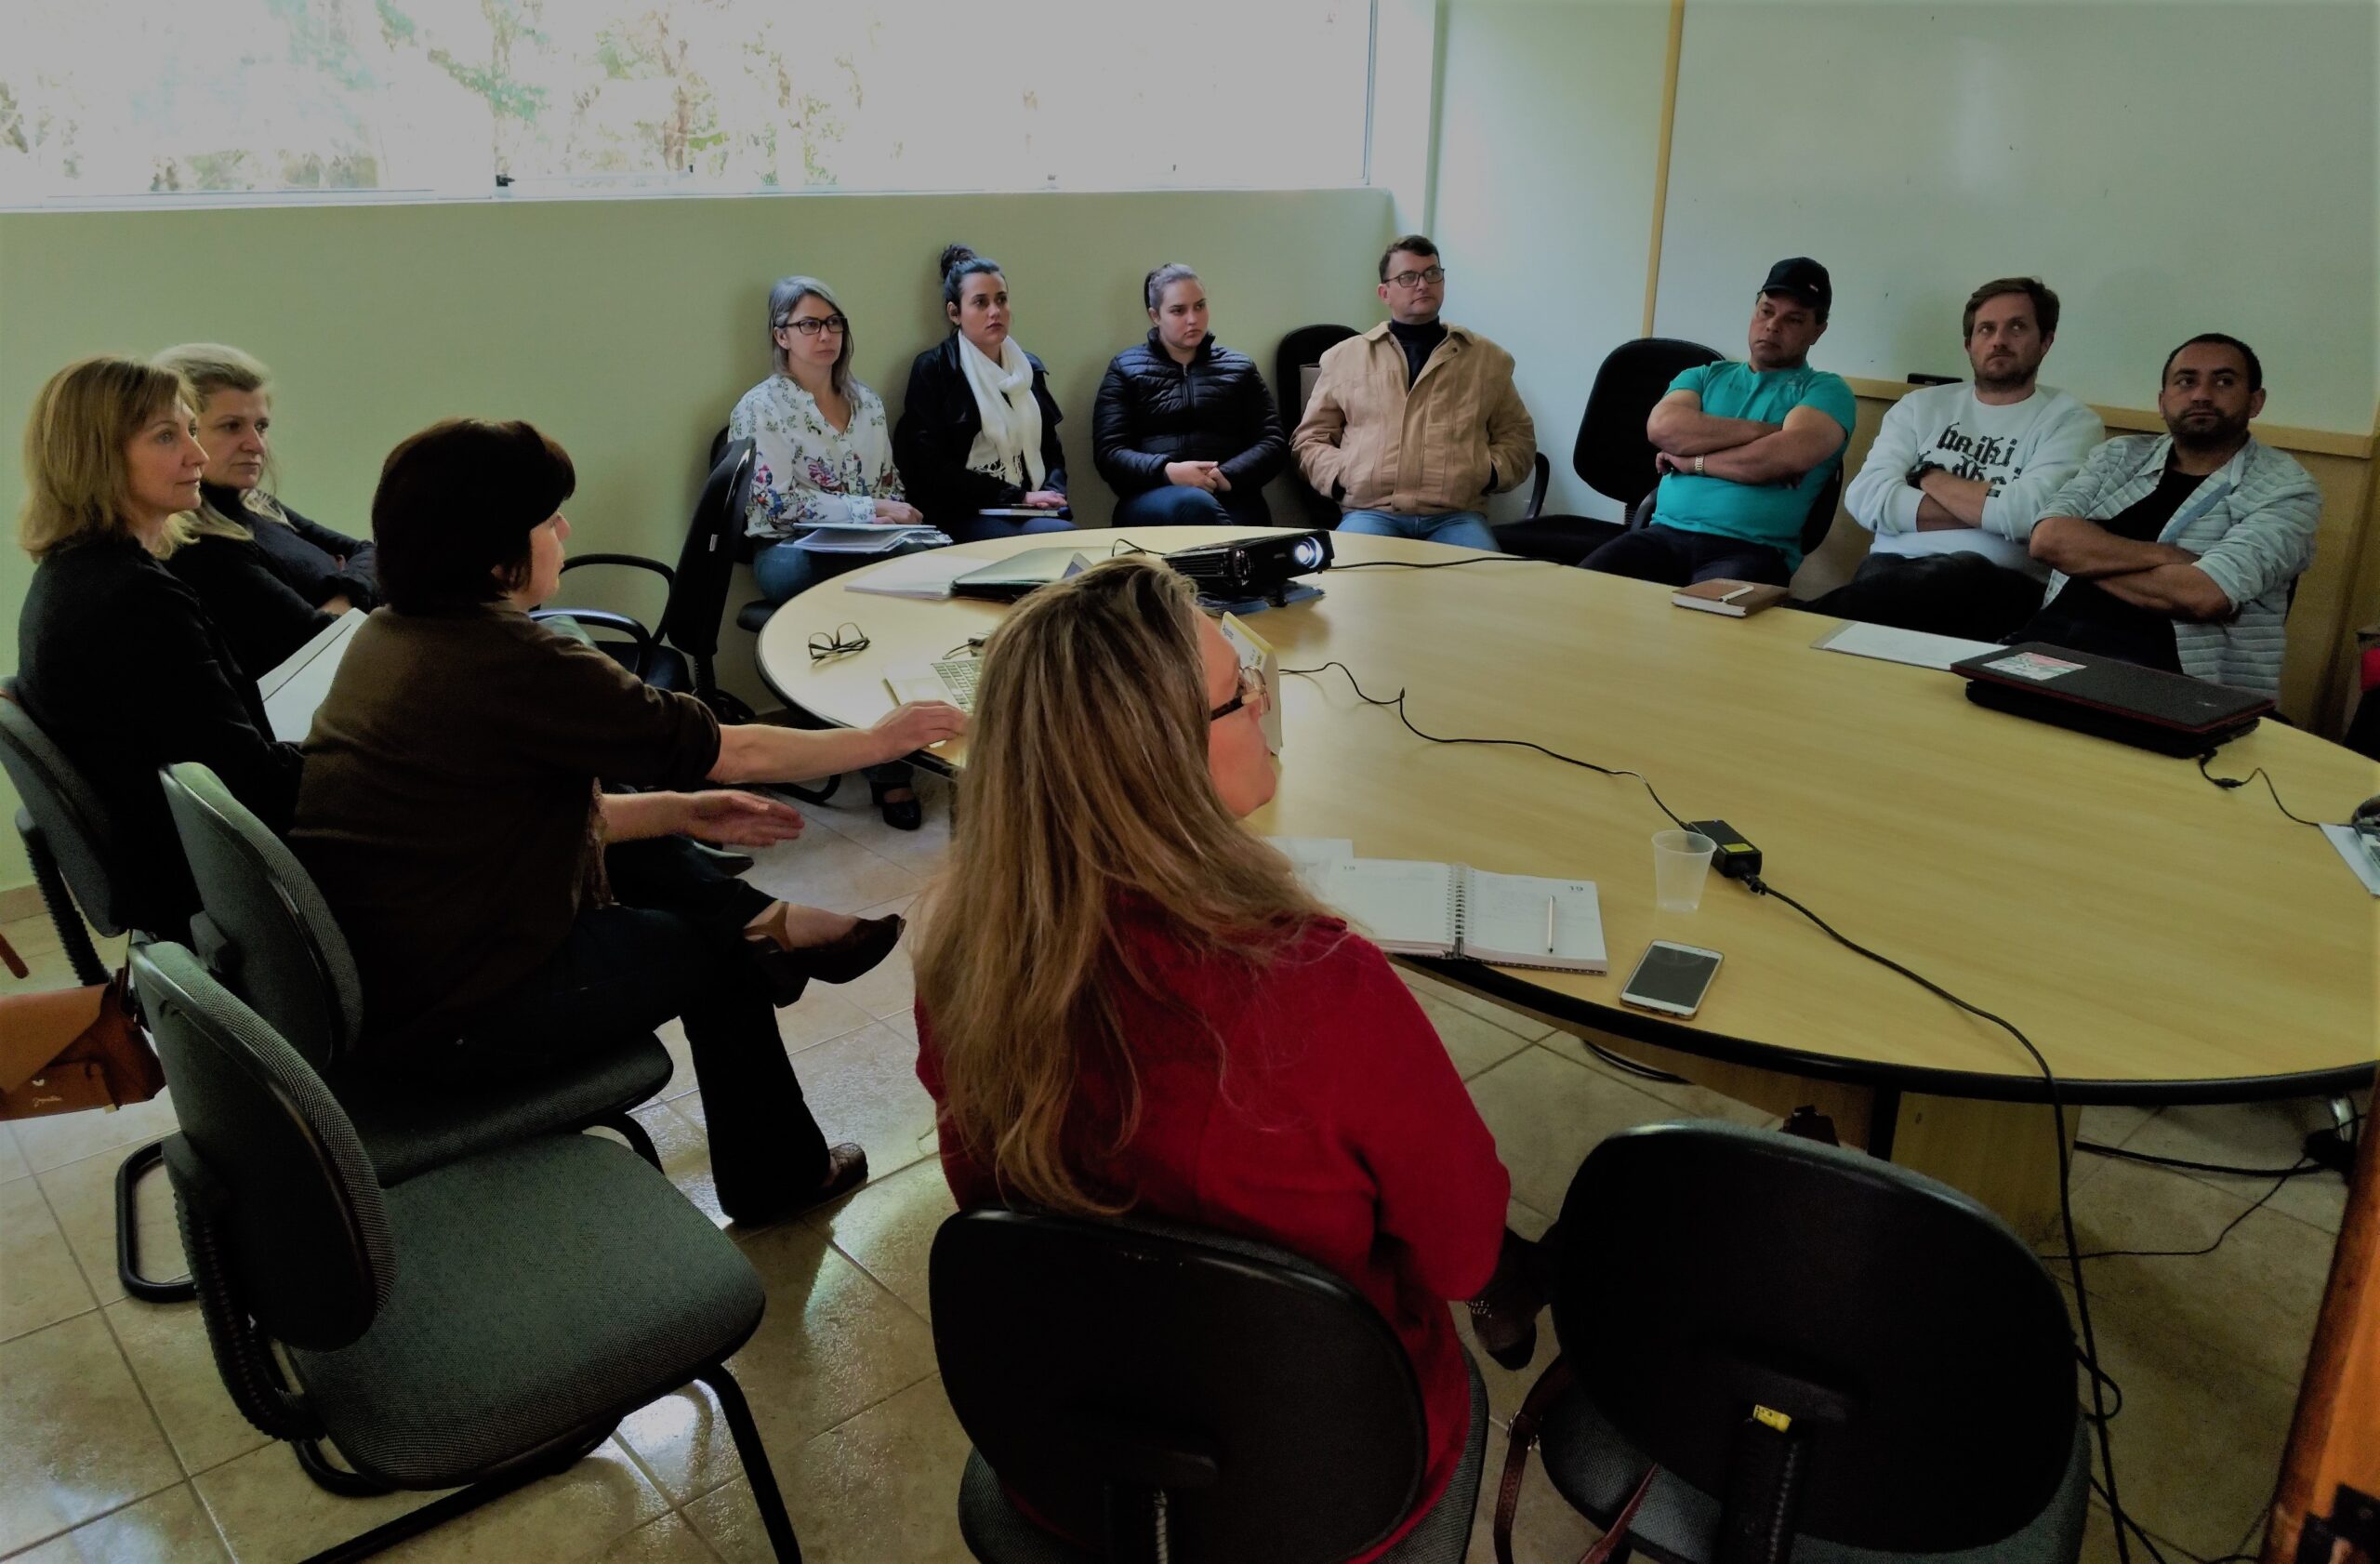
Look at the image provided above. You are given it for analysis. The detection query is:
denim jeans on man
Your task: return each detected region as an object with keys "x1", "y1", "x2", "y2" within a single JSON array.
[{"x1": 1337, "y1": 509, "x2": 1499, "y2": 552}]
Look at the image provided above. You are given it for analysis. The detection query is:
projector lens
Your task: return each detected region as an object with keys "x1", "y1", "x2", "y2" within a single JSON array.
[{"x1": 1293, "y1": 538, "x2": 1324, "y2": 569}]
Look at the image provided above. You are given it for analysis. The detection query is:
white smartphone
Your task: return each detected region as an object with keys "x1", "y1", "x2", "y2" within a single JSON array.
[{"x1": 1619, "y1": 941, "x2": 1725, "y2": 1018}]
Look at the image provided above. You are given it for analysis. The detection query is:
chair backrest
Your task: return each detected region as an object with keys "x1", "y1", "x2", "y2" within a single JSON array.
[
  {"x1": 1576, "y1": 337, "x2": 1725, "y2": 508},
  {"x1": 931, "y1": 1207, "x2": 1429, "y2": 1564},
  {"x1": 133, "y1": 940, "x2": 392, "y2": 1352},
  {"x1": 159, "y1": 762, "x2": 364, "y2": 1073},
  {"x1": 1800, "y1": 459, "x2": 1846, "y2": 558},
  {"x1": 0, "y1": 676, "x2": 136, "y2": 937},
  {"x1": 655, "y1": 434, "x2": 757, "y2": 662},
  {"x1": 1553, "y1": 1120, "x2": 2077, "y2": 1554},
  {"x1": 1276, "y1": 324, "x2": 1361, "y2": 529}
]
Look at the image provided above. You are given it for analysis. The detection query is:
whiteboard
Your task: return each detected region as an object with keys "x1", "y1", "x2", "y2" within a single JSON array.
[{"x1": 1653, "y1": 0, "x2": 2378, "y2": 434}]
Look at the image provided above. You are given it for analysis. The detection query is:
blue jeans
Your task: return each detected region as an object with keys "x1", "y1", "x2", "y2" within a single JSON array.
[
  {"x1": 945, "y1": 510, "x2": 1078, "y2": 544},
  {"x1": 1337, "y1": 508, "x2": 1498, "y2": 551},
  {"x1": 754, "y1": 535, "x2": 942, "y2": 604},
  {"x1": 1112, "y1": 485, "x2": 1275, "y2": 528}
]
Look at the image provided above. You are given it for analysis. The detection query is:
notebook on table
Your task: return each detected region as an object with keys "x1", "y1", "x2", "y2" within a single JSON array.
[
  {"x1": 1673, "y1": 579, "x2": 1789, "y2": 617},
  {"x1": 1950, "y1": 643, "x2": 2271, "y2": 756},
  {"x1": 951, "y1": 549, "x2": 1095, "y2": 602},
  {"x1": 1311, "y1": 858, "x2": 1608, "y2": 973}
]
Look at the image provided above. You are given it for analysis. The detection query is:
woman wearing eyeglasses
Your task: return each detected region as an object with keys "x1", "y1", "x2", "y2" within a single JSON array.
[
  {"x1": 1092, "y1": 263, "x2": 1287, "y2": 526},
  {"x1": 912, "y1": 556, "x2": 1518, "y2": 1560},
  {"x1": 892, "y1": 244, "x2": 1074, "y2": 542},
  {"x1": 731, "y1": 276, "x2": 928, "y2": 607}
]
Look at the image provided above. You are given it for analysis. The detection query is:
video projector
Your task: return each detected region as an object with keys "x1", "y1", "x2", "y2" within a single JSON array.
[{"x1": 1162, "y1": 531, "x2": 1334, "y2": 609}]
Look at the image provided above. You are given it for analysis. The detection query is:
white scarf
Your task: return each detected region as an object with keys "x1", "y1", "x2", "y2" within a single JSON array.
[{"x1": 958, "y1": 333, "x2": 1047, "y2": 491}]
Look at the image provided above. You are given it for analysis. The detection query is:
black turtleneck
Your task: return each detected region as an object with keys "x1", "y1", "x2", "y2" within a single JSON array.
[{"x1": 1386, "y1": 317, "x2": 1448, "y2": 387}]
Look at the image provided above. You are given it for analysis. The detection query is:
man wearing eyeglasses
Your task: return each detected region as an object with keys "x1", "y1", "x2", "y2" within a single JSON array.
[{"x1": 1291, "y1": 234, "x2": 1537, "y2": 551}]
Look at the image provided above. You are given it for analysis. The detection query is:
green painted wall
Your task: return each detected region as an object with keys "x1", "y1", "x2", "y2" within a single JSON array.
[{"x1": 0, "y1": 186, "x2": 1394, "y2": 897}]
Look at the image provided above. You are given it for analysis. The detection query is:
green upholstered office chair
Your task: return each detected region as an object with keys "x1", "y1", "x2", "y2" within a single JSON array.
[
  {"x1": 157, "y1": 762, "x2": 671, "y2": 1184},
  {"x1": 1505, "y1": 1120, "x2": 2087, "y2": 1564},
  {"x1": 932, "y1": 1208, "x2": 1488, "y2": 1563},
  {"x1": 0, "y1": 678, "x2": 188, "y2": 1302},
  {"x1": 130, "y1": 939, "x2": 804, "y2": 1563}
]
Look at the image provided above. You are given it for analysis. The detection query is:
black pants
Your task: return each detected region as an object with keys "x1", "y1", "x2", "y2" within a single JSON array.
[
  {"x1": 1580, "y1": 523, "x2": 1793, "y2": 588},
  {"x1": 456, "y1": 836, "x2": 830, "y2": 1221},
  {"x1": 1805, "y1": 552, "x2": 2047, "y2": 643}
]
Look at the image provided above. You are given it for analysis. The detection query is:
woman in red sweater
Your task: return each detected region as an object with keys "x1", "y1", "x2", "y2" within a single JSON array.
[{"x1": 913, "y1": 556, "x2": 1515, "y2": 1556}]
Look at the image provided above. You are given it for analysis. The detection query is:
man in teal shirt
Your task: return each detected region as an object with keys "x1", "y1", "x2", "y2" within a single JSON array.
[{"x1": 1583, "y1": 257, "x2": 1857, "y2": 587}]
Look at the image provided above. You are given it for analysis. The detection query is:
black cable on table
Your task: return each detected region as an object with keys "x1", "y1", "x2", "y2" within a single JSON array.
[{"x1": 2195, "y1": 753, "x2": 2328, "y2": 828}]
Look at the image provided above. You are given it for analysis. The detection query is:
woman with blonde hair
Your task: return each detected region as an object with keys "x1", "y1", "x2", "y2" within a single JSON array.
[
  {"x1": 911, "y1": 556, "x2": 1514, "y2": 1559},
  {"x1": 152, "y1": 342, "x2": 377, "y2": 680},
  {"x1": 13, "y1": 355, "x2": 301, "y2": 931}
]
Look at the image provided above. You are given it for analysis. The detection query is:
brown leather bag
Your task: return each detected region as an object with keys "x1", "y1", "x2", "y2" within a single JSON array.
[{"x1": 0, "y1": 934, "x2": 165, "y2": 1120}]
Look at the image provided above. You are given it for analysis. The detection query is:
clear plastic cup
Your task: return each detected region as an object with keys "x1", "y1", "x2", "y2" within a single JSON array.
[{"x1": 1652, "y1": 830, "x2": 1717, "y2": 912}]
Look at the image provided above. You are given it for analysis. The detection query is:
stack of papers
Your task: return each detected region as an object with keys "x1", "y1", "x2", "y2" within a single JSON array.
[
  {"x1": 793, "y1": 524, "x2": 951, "y2": 555},
  {"x1": 1811, "y1": 621, "x2": 2003, "y2": 671}
]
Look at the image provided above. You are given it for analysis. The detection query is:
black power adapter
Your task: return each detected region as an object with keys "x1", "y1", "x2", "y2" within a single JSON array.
[{"x1": 1689, "y1": 819, "x2": 1763, "y2": 882}]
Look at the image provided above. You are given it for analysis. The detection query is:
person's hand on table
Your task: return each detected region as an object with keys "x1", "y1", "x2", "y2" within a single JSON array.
[
  {"x1": 1020, "y1": 490, "x2": 1068, "y2": 510},
  {"x1": 875, "y1": 700, "x2": 968, "y2": 756},
  {"x1": 873, "y1": 499, "x2": 925, "y2": 526},
  {"x1": 679, "y1": 789, "x2": 807, "y2": 846}
]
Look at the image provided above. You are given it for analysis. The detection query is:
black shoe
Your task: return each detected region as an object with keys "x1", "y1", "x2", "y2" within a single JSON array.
[
  {"x1": 743, "y1": 914, "x2": 904, "y2": 1005},
  {"x1": 869, "y1": 775, "x2": 924, "y2": 831},
  {"x1": 1466, "y1": 1227, "x2": 1549, "y2": 1372},
  {"x1": 727, "y1": 1143, "x2": 869, "y2": 1226}
]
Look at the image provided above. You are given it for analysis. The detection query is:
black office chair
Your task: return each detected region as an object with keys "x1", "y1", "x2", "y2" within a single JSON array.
[
  {"x1": 1615, "y1": 460, "x2": 1845, "y2": 575},
  {"x1": 536, "y1": 434, "x2": 759, "y2": 723},
  {"x1": 932, "y1": 1207, "x2": 1488, "y2": 1564},
  {"x1": 1276, "y1": 324, "x2": 1361, "y2": 528},
  {"x1": 130, "y1": 940, "x2": 805, "y2": 1563},
  {"x1": 1494, "y1": 337, "x2": 1726, "y2": 563},
  {"x1": 157, "y1": 762, "x2": 672, "y2": 1186},
  {"x1": 1512, "y1": 1120, "x2": 2088, "y2": 1564},
  {"x1": 0, "y1": 679, "x2": 187, "y2": 1303}
]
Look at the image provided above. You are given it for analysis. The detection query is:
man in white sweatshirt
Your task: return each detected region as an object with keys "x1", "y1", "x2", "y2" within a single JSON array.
[{"x1": 1813, "y1": 278, "x2": 2104, "y2": 639}]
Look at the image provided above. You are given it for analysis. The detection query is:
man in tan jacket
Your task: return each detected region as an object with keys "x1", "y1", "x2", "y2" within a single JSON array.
[{"x1": 1292, "y1": 235, "x2": 1537, "y2": 551}]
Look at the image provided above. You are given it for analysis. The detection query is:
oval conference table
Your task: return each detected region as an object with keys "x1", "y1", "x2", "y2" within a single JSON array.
[{"x1": 756, "y1": 526, "x2": 2380, "y2": 1237}]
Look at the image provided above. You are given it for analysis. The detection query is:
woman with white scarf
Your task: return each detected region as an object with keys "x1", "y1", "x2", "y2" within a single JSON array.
[{"x1": 892, "y1": 245, "x2": 1076, "y2": 542}]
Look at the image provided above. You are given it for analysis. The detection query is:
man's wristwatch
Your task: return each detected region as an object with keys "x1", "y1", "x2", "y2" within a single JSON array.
[
  {"x1": 1693, "y1": 455, "x2": 1706, "y2": 477},
  {"x1": 1906, "y1": 460, "x2": 1940, "y2": 489}
]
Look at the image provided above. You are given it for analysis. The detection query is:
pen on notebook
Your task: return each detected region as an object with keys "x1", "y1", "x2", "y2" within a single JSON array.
[
  {"x1": 1544, "y1": 895, "x2": 1557, "y2": 954},
  {"x1": 1719, "y1": 585, "x2": 1753, "y2": 603}
]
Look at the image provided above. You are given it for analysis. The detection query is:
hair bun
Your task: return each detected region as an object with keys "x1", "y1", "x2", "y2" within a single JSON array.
[{"x1": 938, "y1": 244, "x2": 978, "y2": 278}]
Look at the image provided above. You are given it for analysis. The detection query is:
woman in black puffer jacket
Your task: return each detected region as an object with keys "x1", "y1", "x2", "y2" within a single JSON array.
[{"x1": 1092, "y1": 263, "x2": 1288, "y2": 526}]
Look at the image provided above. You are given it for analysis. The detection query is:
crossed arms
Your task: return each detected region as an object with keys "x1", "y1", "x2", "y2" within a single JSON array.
[
  {"x1": 2028, "y1": 516, "x2": 2232, "y2": 620},
  {"x1": 1647, "y1": 391, "x2": 1846, "y2": 486}
]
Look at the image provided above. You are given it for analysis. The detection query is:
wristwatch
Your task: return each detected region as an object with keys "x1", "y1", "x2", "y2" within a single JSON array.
[
  {"x1": 1906, "y1": 460, "x2": 1940, "y2": 488},
  {"x1": 1693, "y1": 455, "x2": 1706, "y2": 477}
]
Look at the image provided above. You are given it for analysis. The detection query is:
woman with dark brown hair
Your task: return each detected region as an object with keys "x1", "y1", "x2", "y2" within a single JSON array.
[{"x1": 294, "y1": 417, "x2": 966, "y2": 1224}]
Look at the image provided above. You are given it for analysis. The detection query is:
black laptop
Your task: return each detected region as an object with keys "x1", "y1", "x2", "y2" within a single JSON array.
[
  {"x1": 1950, "y1": 643, "x2": 2272, "y2": 756},
  {"x1": 950, "y1": 548, "x2": 1094, "y2": 603}
]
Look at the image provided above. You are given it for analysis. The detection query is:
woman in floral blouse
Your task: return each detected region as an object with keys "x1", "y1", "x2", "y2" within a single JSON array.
[{"x1": 729, "y1": 276, "x2": 937, "y2": 828}]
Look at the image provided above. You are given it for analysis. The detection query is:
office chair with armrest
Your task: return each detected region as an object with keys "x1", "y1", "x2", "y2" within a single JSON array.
[
  {"x1": 535, "y1": 435, "x2": 759, "y2": 723},
  {"x1": 1276, "y1": 324, "x2": 1362, "y2": 529},
  {"x1": 1511, "y1": 1120, "x2": 2087, "y2": 1564},
  {"x1": 1494, "y1": 337, "x2": 1726, "y2": 563},
  {"x1": 158, "y1": 762, "x2": 672, "y2": 1186},
  {"x1": 0, "y1": 679, "x2": 187, "y2": 1303},
  {"x1": 130, "y1": 940, "x2": 805, "y2": 1563},
  {"x1": 1617, "y1": 459, "x2": 1845, "y2": 572},
  {"x1": 932, "y1": 1207, "x2": 1488, "y2": 1564}
]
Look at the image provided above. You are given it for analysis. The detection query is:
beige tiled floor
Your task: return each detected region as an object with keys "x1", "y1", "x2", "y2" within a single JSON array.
[{"x1": 0, "y1": 771, "x2": 2362, "y2": 1563}]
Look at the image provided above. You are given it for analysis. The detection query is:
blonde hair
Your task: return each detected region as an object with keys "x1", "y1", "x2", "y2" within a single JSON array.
[
  {"x1": 18, "y1": 356, "x2": 192, "y2": 560},
  {"x1": 152, "y1": 342, "x2": 287, "y2": 551},
  {"x1": 913, "y1": 556, "x2": 1329, "y2": 1214}
]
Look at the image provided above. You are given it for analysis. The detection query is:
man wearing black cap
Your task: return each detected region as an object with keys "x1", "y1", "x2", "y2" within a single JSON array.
[{"x1": 1582, "y1": 257, "x2": 1856, "y2": 587}]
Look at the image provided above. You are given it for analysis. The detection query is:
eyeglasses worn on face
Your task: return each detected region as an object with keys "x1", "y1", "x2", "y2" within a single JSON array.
[
  {"x1": 1210, "y1": 664, "x2": 1268, "y2": 722},
  {"x1": 1385, "y1": 266, "x2": 1447, "y2": 289},
  {"x1": 778, "y1": 314, "x2": 850, "y2": 338}
]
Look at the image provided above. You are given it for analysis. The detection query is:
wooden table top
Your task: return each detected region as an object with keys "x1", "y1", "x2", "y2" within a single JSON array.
[{"x1": 756, "y1": 527, "x2": 2380, "y2": 1103}]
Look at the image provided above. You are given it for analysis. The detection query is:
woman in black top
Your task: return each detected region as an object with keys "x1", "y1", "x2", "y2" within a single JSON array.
[
  {"x1": 12, "y1": 356, "x2": 303, "y2": 934},
  {"x1": 1093, "y1": 263, "x2": 1288, "y2": 526},
  {"x1": 892, "y1": 245, "x2": 1076, "y2": 543},
  {"x1": 153, "y1": 344, "x2": 378, "y2": 680}
]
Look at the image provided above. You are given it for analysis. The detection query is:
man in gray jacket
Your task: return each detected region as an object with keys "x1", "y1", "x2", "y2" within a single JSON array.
[{"x1": 2013, "y1": 334, "x2": 2318, "y2": 697}]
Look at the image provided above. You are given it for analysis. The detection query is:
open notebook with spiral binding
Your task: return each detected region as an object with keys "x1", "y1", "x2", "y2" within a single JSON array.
[{"x1": 1298, "y1": 855, "x2": 1607, "y2": 974}]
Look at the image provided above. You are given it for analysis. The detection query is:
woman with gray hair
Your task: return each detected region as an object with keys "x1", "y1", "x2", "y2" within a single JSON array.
[{"x1": 728, "y1": 275, "x2": 935, "y2": 827}]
